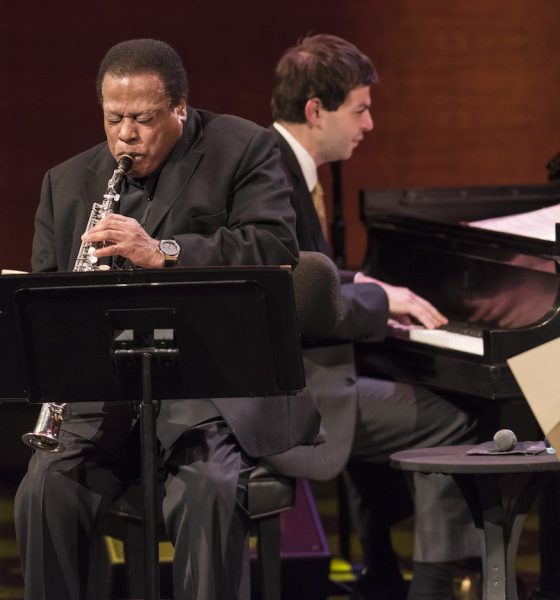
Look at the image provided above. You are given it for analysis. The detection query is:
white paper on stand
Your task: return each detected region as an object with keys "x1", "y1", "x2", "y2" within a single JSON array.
[
  {"x1": 470, "y1": 203, "x2": 560, "y2": 241},
  {"x1": 507, "y1": 338, "x2": 560, "y2": 455}
]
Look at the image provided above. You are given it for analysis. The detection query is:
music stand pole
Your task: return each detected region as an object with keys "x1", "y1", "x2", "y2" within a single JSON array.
[
  {"x1": 113, "y1": 345, "x2": 180, "y2": 600},
  {"x1": 140, "y1": 351, "x2": 159, "y2": 600}
]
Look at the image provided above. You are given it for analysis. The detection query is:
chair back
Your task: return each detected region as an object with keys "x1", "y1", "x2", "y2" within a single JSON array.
[{"x1": 292, "y1": 251, "x2": 341, "y2": 341}]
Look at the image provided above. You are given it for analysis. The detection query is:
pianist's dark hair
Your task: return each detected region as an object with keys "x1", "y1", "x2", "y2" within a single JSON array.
[
  {"x1": 272, "y1": 34, "x2": 378, "y2": 123},
  {"x1": 96, "y1": 39, "x2": 188, "y2": 106}
]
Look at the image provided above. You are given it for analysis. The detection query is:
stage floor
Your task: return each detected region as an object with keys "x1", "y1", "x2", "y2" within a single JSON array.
[{"x1": 0, "y1": 475, "x2": 543, "y2": 600}]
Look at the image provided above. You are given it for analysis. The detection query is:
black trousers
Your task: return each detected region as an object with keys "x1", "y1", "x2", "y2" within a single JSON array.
[{"x1": 14, "y1": 418, "x2": 254, "y2": 600}]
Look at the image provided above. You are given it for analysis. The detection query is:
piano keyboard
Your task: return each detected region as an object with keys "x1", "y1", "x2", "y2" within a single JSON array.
[{"x1": 388, "y1": 321, "x2": 484, "y2": 356}]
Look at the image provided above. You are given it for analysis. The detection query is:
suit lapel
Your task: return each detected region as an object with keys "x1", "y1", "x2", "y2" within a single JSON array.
[
  {"x1": 272, "y1": 128, "x2": 331, "y2": 256},
  {"x1": 143, "y1": 108, "x2": 204, "y2": 236},
  {"x1": 143, "y1": 149, "x2": 202, "y2": 236}
]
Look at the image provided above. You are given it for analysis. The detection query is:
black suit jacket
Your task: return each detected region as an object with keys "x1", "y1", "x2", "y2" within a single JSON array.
[
  {"x1": 266, "y1": 128, "x2": 390, "y2": 478},
  {"x1": 31, "y1": 109, "x2": 321, "y2": 457},
  {"x1": 274, "y1": 131, "x2": 331, "y2": 256}
]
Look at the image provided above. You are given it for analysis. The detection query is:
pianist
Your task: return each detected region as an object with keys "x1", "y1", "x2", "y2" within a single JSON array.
[{"x1": 265, "y1": 34, "x2": 480, "y2": 600}]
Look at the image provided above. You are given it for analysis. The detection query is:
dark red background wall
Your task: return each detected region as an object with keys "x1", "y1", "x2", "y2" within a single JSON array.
[{"x1": 2, "y1": 0, "x2": 559, "y2": 271}]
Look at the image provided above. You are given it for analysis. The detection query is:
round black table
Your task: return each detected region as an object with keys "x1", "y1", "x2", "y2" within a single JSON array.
[{"x1": 390, "y1": 445, "x2": 560, "y2": 600}]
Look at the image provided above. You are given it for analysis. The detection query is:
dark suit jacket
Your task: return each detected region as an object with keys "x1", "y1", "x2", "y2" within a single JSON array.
[
  {"x1": 266, "y1": 129, "x2": 389, "y2": 479},
  {"x1": 31, "y1": 109, "x2": 321, "y2": 457}
]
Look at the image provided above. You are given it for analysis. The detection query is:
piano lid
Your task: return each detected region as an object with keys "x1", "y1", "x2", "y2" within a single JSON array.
[
  {"x1": 356, "y1": 182, "x2": 560, "y2": 399},
  {"x1": 365, "y1": 224, "x2": 559, "y2": 331},
  {"x1": 361, "y1": 181, "x2": 560, "y2": 330},
  {"x1": 361, "y1": 181, "x2": 560, "y2": 225}
]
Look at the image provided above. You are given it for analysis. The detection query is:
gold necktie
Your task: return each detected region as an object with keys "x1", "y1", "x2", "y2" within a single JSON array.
[{"x1": 311, "y1": 181, "x2": 328, "y2": 241}]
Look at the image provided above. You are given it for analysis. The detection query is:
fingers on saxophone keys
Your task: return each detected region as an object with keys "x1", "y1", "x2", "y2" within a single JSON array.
[
  {"x1": 104, "y1": 229, "x2": 117, "y2": 244},
  {"x1": 83, "y1": 221, "x2": 113, "y2": 243}
]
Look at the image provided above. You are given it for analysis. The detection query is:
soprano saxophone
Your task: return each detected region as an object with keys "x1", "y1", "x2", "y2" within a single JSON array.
[
  {"x1": 73, "y1": 154, "x2": 134, "y2": 272},
  {"x1": 21, "y1": 154, "x2": 134, "y2": 452}
]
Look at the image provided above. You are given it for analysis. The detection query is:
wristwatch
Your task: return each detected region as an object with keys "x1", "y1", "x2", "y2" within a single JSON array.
[{"x1": 158, "y1": 239, "x2": 181, "y2": 266}]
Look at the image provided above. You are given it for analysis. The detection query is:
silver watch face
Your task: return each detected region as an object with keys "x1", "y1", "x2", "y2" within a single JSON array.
[{"x1": 160, "y1": 240, "x2": 180, "y2": 257}]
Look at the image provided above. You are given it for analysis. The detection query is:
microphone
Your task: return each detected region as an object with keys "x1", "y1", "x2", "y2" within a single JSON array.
[{"x1": 493, "y1": 429, "x2": 517, "y2": 452}]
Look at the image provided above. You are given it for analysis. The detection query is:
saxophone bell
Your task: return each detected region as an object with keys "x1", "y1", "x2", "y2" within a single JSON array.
[{"x1": 22, "y1": 403, "x2": 72, "y2": 452}]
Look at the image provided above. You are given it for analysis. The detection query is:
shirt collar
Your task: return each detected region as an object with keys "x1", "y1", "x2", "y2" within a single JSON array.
[{"x1": 273, "y1": 122, "x2": 317, "y2": 192}]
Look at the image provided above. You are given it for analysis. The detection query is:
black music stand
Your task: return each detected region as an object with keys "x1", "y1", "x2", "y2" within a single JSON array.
[{"x1": 4, "y1": 267, "x2": 305, "y2": 600}]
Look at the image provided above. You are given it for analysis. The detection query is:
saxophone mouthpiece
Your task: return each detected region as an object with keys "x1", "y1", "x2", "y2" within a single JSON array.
[{"x1": 117, "y1": 154, "x2": 134, "y2": 173}]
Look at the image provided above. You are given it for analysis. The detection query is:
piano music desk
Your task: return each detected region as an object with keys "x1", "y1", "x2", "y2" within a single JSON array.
[{"x1": 390, "y1": 445, "x2": 560, "y2": 600}]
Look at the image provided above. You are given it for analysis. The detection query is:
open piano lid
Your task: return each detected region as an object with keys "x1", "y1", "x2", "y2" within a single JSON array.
[{"x1": 357, "y1": 181, "x2": 560, "y2": 400}]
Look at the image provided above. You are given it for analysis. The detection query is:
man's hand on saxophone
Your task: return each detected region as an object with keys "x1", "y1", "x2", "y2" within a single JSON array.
[{"x1": 81, "y1": 213, "x2": 167, "y2": 268}]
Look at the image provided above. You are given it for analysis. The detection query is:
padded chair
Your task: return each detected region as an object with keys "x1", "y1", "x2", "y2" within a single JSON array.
[
  {"x1": 95, "y1": 251, "x2": 341, "y2": 600},
  {"x1": 96, "y1": 462, "x2": 296, "y2": 600}
]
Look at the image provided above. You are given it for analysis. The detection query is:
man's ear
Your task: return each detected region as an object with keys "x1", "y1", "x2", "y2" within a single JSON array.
[
  {"x1": 177, "y1": 96, "x2": 187, "y2": 122},
  {"x1": 304, "y1": 98, "x2": 322, "y2": 125}
]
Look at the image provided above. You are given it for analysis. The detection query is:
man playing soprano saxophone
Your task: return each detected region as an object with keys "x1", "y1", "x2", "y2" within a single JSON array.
[{"x1": 15, "y1": 38, "x2": 320, "y2": 600}]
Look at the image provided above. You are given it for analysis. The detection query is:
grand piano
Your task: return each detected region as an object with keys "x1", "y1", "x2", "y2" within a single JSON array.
[
  {"x1": 353, "y1": 180, "x2": 560, "y2": 594},
  {"x1": 354, "y1": 181, "x2": 560, "y2": 401}
]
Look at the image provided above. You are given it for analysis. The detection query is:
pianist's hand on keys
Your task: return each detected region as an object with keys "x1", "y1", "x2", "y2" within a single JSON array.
[
  {"x1": 387, "y1": 319, "x2": 484, "y2": 356},
  {"x1": 354, "y1": 271, "x2": 448, "y2": 329}
]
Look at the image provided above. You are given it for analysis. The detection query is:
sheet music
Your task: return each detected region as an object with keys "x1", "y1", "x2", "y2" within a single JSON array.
[
  {"x1": 508, "y1": 338, "x2": 560, "y2": 454},
  {"x1": 469, "y1": 203, "x2": 560, "y2": 241}
]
